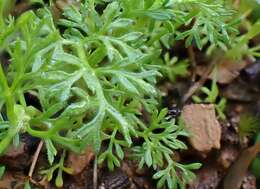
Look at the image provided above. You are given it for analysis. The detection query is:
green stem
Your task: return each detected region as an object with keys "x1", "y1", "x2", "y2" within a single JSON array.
[
  {"x1": 0, "y1": 65, "x2": 15, "y2": 123},
  {"x1": 0, "y1": 1, "x2": 4, "y2": 30},
  {"x1": 0, "y1": 64, "x2": 17, "y2": 154},
  {"x1": 0, "y1": 125, "x2": 19, "y2": 154}
]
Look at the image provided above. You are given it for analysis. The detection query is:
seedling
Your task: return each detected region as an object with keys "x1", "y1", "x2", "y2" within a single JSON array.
[{"x1": 192, "y1": 77, "x2": 227, "y2": 120}]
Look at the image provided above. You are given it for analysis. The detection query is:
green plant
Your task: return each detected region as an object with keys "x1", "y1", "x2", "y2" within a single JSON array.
[
  {"x1": 238, "y1": 114, "x2": 260, "y2": 139},
  {"x1": 132, "y1": 109, "x2": 201, "y2": 189},
  {"x1": 192, "y1": 77, "x2": 227, "y2": 120},
  {"x1": 159, "y1": 53, "x2": 189, "y2": 82},
  {"x1": 0, "y1": 0, "x2": 240, "y2": 188},
  {"x1": 0, "y1": 165, "x2": 5, "y2": 179},
  {"x1": 227, "y1": 21, "x2": 260, "y2": 59},
  {"x1": 174, "y1": 0, "x2": 239, "y2": 50},
  {"x1": 41, "y1": 150, "x2": 73, "y2": 187},
  {"x1": 24, "y1": 180, "x2": 31, "y2": 189}
]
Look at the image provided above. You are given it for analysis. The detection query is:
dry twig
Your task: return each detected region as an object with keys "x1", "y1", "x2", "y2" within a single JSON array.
[
  {"x1": 28, "y1": 140, "x2": 44, "y2": 178},
  {"x1": 182, "y1": 58, "x2": 218, "y2": 103}
]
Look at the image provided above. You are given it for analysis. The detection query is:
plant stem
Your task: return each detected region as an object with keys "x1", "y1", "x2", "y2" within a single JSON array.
[{"x1": 0, "y1": 64, "x2": 18, "y2": 154}]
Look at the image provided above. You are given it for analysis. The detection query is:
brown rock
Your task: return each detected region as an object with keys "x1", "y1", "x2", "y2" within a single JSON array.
[
  {"x1": 196, "y1": 58, "x2": 249, "y2": 84},
  {"x1": 66, "y1": 147, "x2": 94, "y2": 175},
  {"x1": 182, "y1": 104, "x2": 221, "y2": 152}
]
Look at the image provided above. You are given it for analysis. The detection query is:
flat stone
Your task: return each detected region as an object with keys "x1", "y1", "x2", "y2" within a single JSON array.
[{"x1": 182, "y1": 104, "x2": 221, "y2": 152}]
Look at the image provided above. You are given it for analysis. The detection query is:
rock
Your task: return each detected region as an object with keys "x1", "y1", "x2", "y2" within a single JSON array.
[
  {"x1": 196, "y1": 58, "x2": 249, "y2": 84},
  {"x1": 182, "y1": 104, "x2": 221, "y2": 152},
  {"x1": 66, "y1": 147, "x2": 94, "y2": 175}
]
